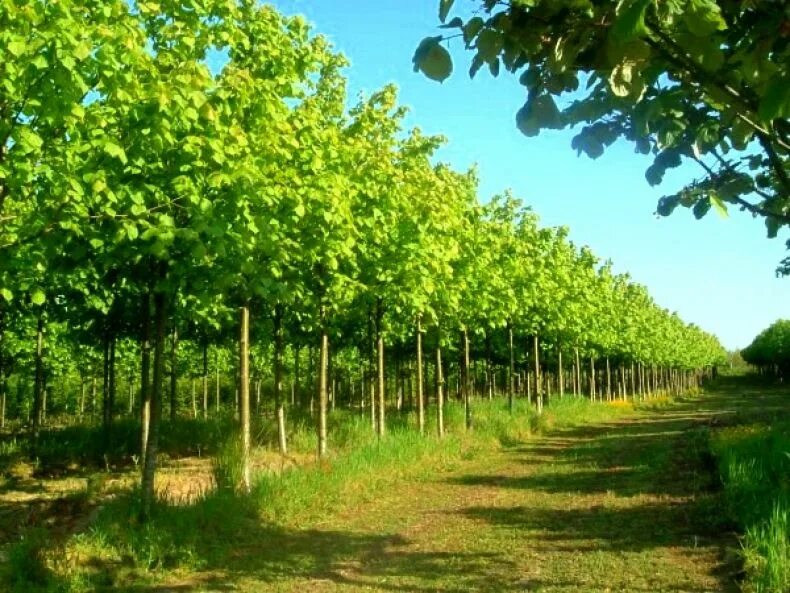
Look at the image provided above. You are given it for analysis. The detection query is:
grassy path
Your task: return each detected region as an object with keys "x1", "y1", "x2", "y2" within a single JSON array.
[{"x1": 138, "y1": 389, "x2": 770, "y2": 593}]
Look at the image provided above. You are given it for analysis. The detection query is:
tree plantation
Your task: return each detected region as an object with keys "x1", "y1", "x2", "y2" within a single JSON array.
[{"x1": 1, "y1": 2, "x2": 787, "y2": 593}]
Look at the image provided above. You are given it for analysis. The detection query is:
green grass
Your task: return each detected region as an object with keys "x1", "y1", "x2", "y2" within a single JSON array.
[
  {"x1": 711, "y1": 421, "x2": 790, "y2": 592},
  {"x1": 3, "y1": 396, "x2": 624, "y2": 592},
  {"x1": 5, "y1": 384, "x2": 787, "y2": 593}
]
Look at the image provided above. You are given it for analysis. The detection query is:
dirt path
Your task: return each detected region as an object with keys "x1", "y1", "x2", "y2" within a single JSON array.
[{"x1": 145, "y1": 390, "x2": 758, "y2": 593}]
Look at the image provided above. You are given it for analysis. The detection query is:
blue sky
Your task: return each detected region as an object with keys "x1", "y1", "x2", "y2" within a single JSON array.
[{"x1": 272, "y1": 0, "x2": 788, "y2": 350}]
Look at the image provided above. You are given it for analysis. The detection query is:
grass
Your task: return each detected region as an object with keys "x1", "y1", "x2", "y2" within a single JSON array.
[
  {"x1": 711, "y1": 421, "x2": 790, "y2": 592},
  {"x1": 2, "y1": 383, "x2": 788, "y2": 592}
]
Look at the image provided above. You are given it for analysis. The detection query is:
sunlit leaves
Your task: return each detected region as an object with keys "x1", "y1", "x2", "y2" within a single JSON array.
[{"x1": 420, "y1": 0, "x2": 790, "y2": 253}]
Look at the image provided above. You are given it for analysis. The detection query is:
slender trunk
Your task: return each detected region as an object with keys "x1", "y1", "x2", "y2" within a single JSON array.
[
  {"x1": 202, "y1": 341, "x2": 208, "y2": 420},
  {"x1": 141, "y1": 292, "x2": 153, "y2": 466},
  {"x1": 109, "y1": 334, "x2": 116, "y2": 429},
  {"x1": 0, "y1": 377, "x2": 5, "y2": 430},
  {"x1": 375, "y1": 299, "x2": 385, "y2": 437},
  {"x1": 558, "y1": 346, "x2": 564, "y2": 398},
  {"x1": 606, "y1": 357, "x2": 612, "y2": 401},
  {"x1": 141, "y1": 289, "x2": 167, "y2": 522},
  {"x1": 239, "y1": 305, "x2": 251, "y2": 492},
  {"x1": 462, "y1": 328, "x2": 471, "y2": 430},
  {"x1": 416, "y1": 316, "x2": 425, "y2": 435},
  {"x1": 574, "y1": 347, "x2": 581, "y2": 398},
  {"x1": 533, "y1": 335, "x2": 542, "y2": 413},
  {"x1": 589, "y1": 357, "x2": 596, "y2": 400},
  {"x1": 102, "y1": 330, "x2": 110, "y2": 434},
  {"x1": 78, "y1": 374, "x2": 86, "y2": 418},
  {"x1": 436, "y1": 326, "x2": 444, "y2": 437},
  {"x1": 317, "y1": 307, "x2": 329, "y2": 458},
  {"x1": 507, "y1": 322, "x2": 514, "y2": 413},
  {"x1": 215, "y1": 349, "x2": 220, "y2": 413},
  {"x1": 169, "y1": 324, "x2": 178, "y2": 422},
  {"x1": 188, "y1": 378, "x2": 195, "y2": 418},
  {"x1": 273, "y1": 305, "x2": 287, "y2": 455},
  {"x1": 485, "y1": 331, "x2": 493, "y2": 401},
  {"x1": 32, "y1": 314, "x2": 44, "y2": 441},
  {"x1": 294, "y1": 345, "x2": 301, "y2": 408}
]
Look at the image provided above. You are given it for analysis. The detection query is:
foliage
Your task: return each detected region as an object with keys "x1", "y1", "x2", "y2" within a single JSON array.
[{"x1": 417, "y1": 0, "x2": 790, "y2": 269}]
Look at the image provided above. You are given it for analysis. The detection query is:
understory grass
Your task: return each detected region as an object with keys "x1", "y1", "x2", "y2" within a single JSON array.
[
  {"x1": 3, "y1": 395, "x2": 629, "y2": 592},
  {"x1": 711, "y1": 422, "x2": 790, "y2": 592}
]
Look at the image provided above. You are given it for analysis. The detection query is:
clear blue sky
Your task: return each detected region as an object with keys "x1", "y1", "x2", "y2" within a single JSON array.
[{"x1": 272, "y1": 0, "x2": 788, "y2": 350}]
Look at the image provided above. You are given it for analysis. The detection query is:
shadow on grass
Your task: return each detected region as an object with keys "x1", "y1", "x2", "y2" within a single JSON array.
[{"x1": 41, "y1": 489, "x2": 519, "y2": 593}]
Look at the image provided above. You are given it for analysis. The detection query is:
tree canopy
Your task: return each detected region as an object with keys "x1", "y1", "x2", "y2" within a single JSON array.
[{"x1": 415, "y1": 0, "x2": 790, "y2": 270}]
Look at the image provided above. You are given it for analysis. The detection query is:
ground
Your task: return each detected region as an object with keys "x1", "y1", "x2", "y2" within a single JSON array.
[{"x1": 4, "y1": 381, "x2": 788, "y2": 592}]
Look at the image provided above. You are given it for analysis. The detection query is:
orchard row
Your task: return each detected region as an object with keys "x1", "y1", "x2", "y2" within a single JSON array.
[{"x1": 0, "y1": 1, "x2": 726, "y2": 519}]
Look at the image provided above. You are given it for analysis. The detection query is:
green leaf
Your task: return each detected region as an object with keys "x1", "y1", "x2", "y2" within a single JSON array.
[
  {"x1": 610, "y1": 0, "x2": 652, "y2": 42},
  {"x1": 693, "y1": 197, "x2": 711, "y2": 219},
  {"x1": 7, "y1": 40, "x2": 26, "y2": 58},
  {"x1": 439, "y1": 0, "x2": 455, "y2": 23},
  {"x1": 476, "y1": 29, "x2": 502, "y2": 63},
  {"x1": 413, "y1": 37, "x2": 453, "y2": 83},
  {"x1": 0, "y1": 288, "x2": 12, "y2": 302},
  {"x1": 463, "y1": 17, "x2": 485, "y2": 45},
  {"x1": 684, "y1": 0, "x2": 727, "y2": 37},
  {"x1": 103, "y1": 141, "x2": 128, "y2": 164},
  {"x1": 31, "y1": 289, "x2": 46, "y2": 306},
  {"x1": 758, "y1": 78, "x2": 790, "y2": 123},
  {"x1": 15, "y1": 128, "x2": 43, "y2": 154},
  {"x1": 656, "y1": 195, "x2": 680, "y2": 217},
  {"x1": 709, "y1": 192, "x2": 728, "y2": 218},
  {"x1": 608, "y1": 61, "x2": 646, "y2": 100},
  {"x1": 571, "y1": 132, "x2": 604, "y2": 159}
]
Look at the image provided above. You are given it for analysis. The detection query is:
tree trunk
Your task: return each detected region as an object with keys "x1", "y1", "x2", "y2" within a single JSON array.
[
  {"x1": 606, "y1": 357, "x2": 612, "y2": 401},
  {"x1": 273, "y1": 305, "x2": 287, "y2": 455},
  {"x1": 462, "y1": 328, "x2": 471, "y2": 430},
  {"x1": 169, "y1": 324, "x2": 178, "y2": 422},
  {"x1": 201, "y1": 341, "x2": 208, "y2": 419},
  {"x1": 507, "y1": 322, "x2": 515, "y2": 413},
  {"x1": 293, "y1": 345, "x2": 301, "y2": 408},
  {"x1": 141, "y1": 289, "x2": 167, "y2": 522},
  {"x1": 436, "y1": 327, "x2": 444, "y2": 437},
  {"x1": 215, "y1": 349, "x2": 220, "y2": 413},
  {"x1": 109, "y1": 334, "x2": 116, "y2": 430},
  {"x1": 533, "y1": 335, "x2": 542, "y2": 413},
  {"x1": 589, "y1": 357, "x2": 596, "y2": 400},
  {"x1": 190, "y1": 378, "x2": 197, "y2": 418},
  {"x1": 558, "y1": 346, "x2": 564, "y2": 398},
  {"x1": 32, "y1": 314, "x2": 44, "y2": 441},
  {"x1": 140, "y1": 291, "x2": 152, "y2": 466},
  {"x1": 317, "y1": 306, "x2": 329, "y2": 458},
  {"x1": 485, "y1": 331, "x2": 493, "y2": 401},
  {"x1": 416, "y1": 316, "x2": 425, "y2": 435},
  {"x1": 238, "y1": 305, "x2": 251, "y2": 492},
  {"x1": 375, "y1": 299, "x2": 385, "y2": 437}
]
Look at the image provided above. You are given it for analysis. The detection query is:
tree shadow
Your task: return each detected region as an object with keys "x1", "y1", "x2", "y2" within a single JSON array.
[{"x1": 19, "y1": 489, "x2": 520, "y2": 593}]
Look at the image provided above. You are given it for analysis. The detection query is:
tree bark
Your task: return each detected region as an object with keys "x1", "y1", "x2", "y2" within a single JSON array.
[
  {"x1": 436, "y1": 326, "x2": 444, "y2": 437},
  {"x1": 533, "y1": 335, "x2": 542, "y2": 413},
  {"x1": 141, "y1": 289, "x2": 167, "y2": 522},
  {"x1": 317, "y1": 306, "x2": 329, "y2": 458},
  {"x1": 273, "y1": 305, "x2": 287, "y2": 455},
  {"x1": 507, "y1": 322, "x2": 515, "y2": 413},
  {"x1": 169, "y1": 324, "x2": 178, "y2": 422},
  {"x1": 462, "y1": 328, "x2": 471, "y2": 430},
  {"x1": 375, "y1": 298, "x2": 385, "y2": 437},
  {"x1": 558, "y1": 346, "x2": 564, "y2": 398},
  {"x1": 416, "y1": 316, "x2": 425, "y2": 435},
  {"x1": 202, "y1": 340, "x2": 208, "y2": 419},
  {"x1": 32, "y1": 314, "x2": 44, "y2": 442},
  {"x1": 239, "y1": 305, "x2": 251, "y2": 492}
]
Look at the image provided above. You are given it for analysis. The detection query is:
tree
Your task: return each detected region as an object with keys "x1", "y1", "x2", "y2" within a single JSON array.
[{"x1": 416, "y1": 1, "x2": 790, "y2": 262}]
